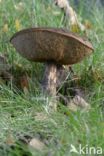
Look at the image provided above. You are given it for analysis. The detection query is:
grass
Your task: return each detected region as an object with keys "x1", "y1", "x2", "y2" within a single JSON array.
[{"x1": 0, "y1": 0, "x2": 104, "y2": 155}]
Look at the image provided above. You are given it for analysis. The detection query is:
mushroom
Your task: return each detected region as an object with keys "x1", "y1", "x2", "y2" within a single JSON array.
[{"x1": 10, "y1": 27, "x2": 94, "y2": 110}]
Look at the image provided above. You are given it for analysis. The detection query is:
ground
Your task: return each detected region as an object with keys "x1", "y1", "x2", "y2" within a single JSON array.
[{"x1": 0, "y1": 0, "x2": 104, "y2": 156}]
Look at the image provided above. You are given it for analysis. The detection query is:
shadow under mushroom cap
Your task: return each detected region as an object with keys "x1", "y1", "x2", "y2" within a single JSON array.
[{"x1": 10, "y1": 27, "x2": 94, "y2": 65}]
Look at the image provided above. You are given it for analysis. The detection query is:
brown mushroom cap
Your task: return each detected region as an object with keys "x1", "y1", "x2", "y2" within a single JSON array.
[{"x1": 10, "y1": 28, "x2": 94, "y2": 65}]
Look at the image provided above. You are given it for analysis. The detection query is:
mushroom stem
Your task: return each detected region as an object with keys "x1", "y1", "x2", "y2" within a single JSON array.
[
  {"x1": 42, "y1": 61, "x2": 58, "y2": 111},
  {"x1": 41, "y1": 62, "x2": 73, "y2": 111},
  {"x1": 42, "y1": 61, "x2": 57, "y2": 95}
]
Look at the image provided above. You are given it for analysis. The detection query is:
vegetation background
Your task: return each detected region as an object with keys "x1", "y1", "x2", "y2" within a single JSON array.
[{"x1": 0, "y1": 0, "x2": 104, "y2": 155}]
